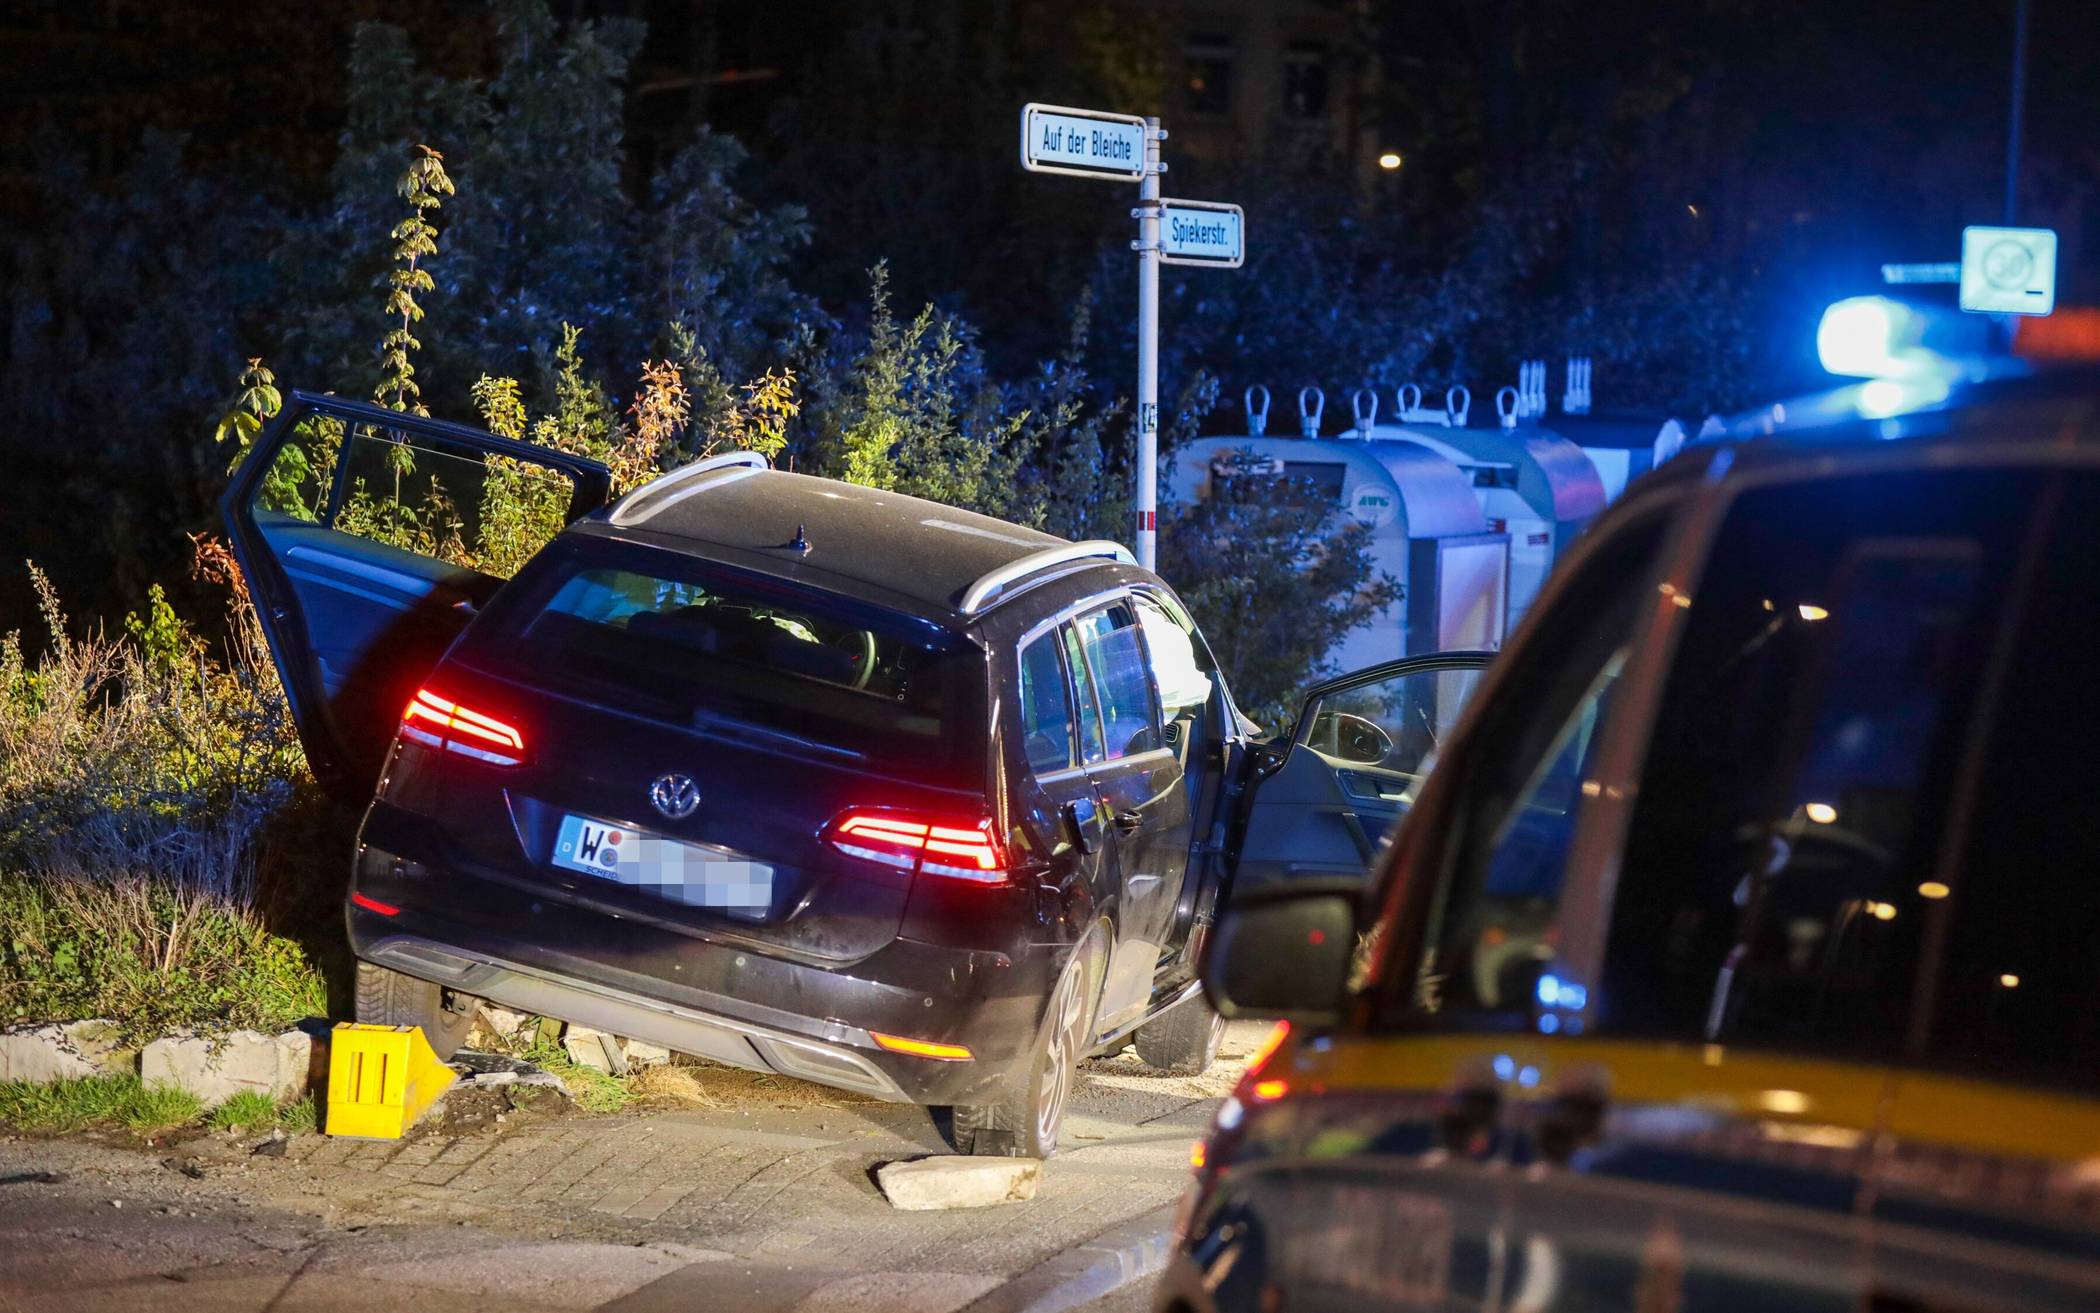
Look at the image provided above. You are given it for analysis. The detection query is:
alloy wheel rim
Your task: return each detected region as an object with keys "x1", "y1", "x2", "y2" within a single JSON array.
[{"x1": 1037, "y1": 966, "x2": 1084, "y2": 1148}]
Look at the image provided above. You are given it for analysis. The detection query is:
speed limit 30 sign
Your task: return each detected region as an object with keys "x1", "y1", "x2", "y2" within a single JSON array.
[{"x1": 1960, "y1": 225, "x2": 2057, "y2": 316}]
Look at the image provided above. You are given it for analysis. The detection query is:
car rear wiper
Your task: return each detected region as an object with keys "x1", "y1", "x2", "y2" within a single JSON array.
[{"x1": 689, "y1": 706, "x2": 865, "y2": 762}]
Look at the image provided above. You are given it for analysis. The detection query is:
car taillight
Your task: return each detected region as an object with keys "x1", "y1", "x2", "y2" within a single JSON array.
[
  {"x1": 826, "y1": 809, "x2": 1006, "y2": 883},
  {"x1": 400, "y1": 688, "x2": 528, "y2": 767}
]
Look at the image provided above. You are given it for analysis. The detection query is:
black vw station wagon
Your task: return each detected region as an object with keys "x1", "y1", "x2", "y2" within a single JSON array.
[{"x1": 222, "y1": 392, "x2": 1484, "y2": 1156}]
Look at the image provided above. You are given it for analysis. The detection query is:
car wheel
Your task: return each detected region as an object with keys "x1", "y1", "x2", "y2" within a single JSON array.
[
  {"x1": 953, "y1": 938, "x2": 1101, "y2": 1159},
  {"x1": 354, "y1": 962, "x2": 479, "y2": 1061},
  {"x1": 1133, "y1": 992, "x2": 1225, "y2": 1075}
]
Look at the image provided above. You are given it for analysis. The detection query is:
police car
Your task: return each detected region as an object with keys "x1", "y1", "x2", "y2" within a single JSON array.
[{"x1": 1166, "y1": 364, "x2": 2100, "y2": 1312}]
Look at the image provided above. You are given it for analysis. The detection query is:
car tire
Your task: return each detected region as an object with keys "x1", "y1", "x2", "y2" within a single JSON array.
[
  {"x1": 953, "y1": 936, "x2": 1102, "y2": 1159},
  {"x1": 354, "y1": 962, "x2": 479, "y2": 1061},
  {"x1": 1133, "y1": 993, "x2": 1225, "y2": 1076}
]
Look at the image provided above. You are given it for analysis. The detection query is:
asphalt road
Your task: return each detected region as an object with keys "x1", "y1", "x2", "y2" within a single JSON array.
[{"x1": 0, "y1": 1026, "x2": 1261, "y2": 1313}]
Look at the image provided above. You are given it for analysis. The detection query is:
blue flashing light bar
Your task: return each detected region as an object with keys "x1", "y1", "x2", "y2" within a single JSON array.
[{"x1": 1817, "y1": 296, "x2": 1938, "y2": 379}]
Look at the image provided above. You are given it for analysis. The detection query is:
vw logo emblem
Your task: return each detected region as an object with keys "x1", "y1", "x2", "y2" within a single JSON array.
[{"x1": 649, "y1": 773, "x2": 701, "y2": 821}]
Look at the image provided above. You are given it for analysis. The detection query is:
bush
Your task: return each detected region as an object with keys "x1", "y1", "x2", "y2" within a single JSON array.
[{"x1": 0, "y1": 564, "x2": 329, "y2": 1043}]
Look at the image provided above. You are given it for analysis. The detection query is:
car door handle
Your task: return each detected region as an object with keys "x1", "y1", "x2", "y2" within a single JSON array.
[{"x1": 1112, "y1": 809, "x2": 1144, "y2": 833}]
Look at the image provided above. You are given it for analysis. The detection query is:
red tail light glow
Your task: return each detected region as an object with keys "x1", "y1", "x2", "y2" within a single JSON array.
[
  {"x1": 350, "y1": 892, "x2": 401, "y2": 917},
  {"x1": 827, "y1": 810, "x2": 1006, "y2": 883},
  {"x1": 401, "y1": 688, "x2": 527, "y2": 767}
]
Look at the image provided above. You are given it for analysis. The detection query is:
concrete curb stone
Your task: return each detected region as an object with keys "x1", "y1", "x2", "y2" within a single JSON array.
[
  {"x1": 876, "y1": 1155, "x2": 1043, "y2": 1210},
  {"x1": 0, "y1": 1021, "x2": 135, "y2": 1083},
  {"x1": 140, "y1": 1028, "x2": 313, "y2": 1103},
  {"x1": 954, "y1": 1202, "x2": 1177, "y2": 1313}
]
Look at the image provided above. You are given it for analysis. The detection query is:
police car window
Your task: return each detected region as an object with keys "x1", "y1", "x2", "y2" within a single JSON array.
[
  {"x1": 1017, "y1": 632, "x2": 1075, "y2": 773},
  {"x1": 1601, "y1": 470, "x2": 2038, "y2": 1059},
  {"x1": 1391, "y1": 514, "x2": 1662, "y2": 1025},
  {"x1": 1073, "y1": 604, "x2": 1164, "y2": 761},
  {"x1": 1925, "y1": 473, "x2": 2100, "y2": 1091}
]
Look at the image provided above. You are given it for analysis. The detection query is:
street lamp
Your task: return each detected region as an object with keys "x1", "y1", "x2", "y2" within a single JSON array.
[{"x1": 1377, "y1": 151, "x2": 1403, "y2": 171}]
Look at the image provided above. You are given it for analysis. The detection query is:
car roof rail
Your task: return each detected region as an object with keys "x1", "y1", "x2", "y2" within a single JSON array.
[
  {"x1": 959, "y1": 541, "x2": 1137, "y2": 614},
  {"x1": 609, "y1": 450, "x2": 772, "y2": 527}
]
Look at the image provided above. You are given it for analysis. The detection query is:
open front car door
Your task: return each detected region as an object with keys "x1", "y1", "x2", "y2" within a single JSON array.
[
  {"x1": 1231, "y1": 652, "x2": 1492, "y2": 892},
  {"x1": 221, "y1": 391, "x2": 613, "y2": 802}
]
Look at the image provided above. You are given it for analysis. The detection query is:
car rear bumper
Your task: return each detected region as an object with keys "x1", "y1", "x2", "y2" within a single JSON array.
[
  {"x1": 361, "y1": 930, "x2": 922, "y2": 1099},
  {"x1": 348, "y1": 854, "x2": 1057, "y2": 1108}
]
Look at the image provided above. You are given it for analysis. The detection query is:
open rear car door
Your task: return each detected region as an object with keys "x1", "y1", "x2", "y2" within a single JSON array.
[
  {"x1": 221, "y1": 391, "x2": 613, "y2": 802},
  {"x1": 1231, "y1": 652, "x2": 1492, "y2": 891}
]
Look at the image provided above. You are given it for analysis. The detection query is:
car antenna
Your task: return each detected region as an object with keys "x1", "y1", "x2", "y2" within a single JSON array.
[{"x1": 786, "y1": 523, "x2": 811, "y2": 555}]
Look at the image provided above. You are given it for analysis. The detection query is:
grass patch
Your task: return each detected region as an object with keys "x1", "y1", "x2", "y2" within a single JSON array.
[
  {"x1": 520, "y1": 1039, "x2": 637, "y2": 1113},
  {"x1": 204, "y1": 1089, "x2": 317, "y2": 1134},
  {"x1": 204, "y1": 1089, "x2": 279, "y2": 1131},
  {"x1": 119, "y1": 1083, "x2": 206, "y2": 1136},
  {"x1": 0, "y1": 1074, "x2": 138, "y2": 1132},
  {"x1": 0, "y1": 1075, "x2": 204, "y2": 1137},
  {"x1": 280, "y1": 1091, "x2": 318, "y2": 1134}
]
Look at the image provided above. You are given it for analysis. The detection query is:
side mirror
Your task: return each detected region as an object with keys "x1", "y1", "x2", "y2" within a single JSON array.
[
  {"x1": 1326, "y1": 711, "x2": 1392, "y2": 764},
  {"x1": 1201, "y1": 879, "x2": 1359, "y2": 1025}
]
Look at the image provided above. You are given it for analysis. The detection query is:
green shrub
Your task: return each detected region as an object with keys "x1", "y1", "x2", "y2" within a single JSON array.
[
  {"x1": 0, "y1": 565, "x2": 329, "y2": 1043},
  {"x1": 0, "y1": 871, "x2": 327, "y2": 1044}
]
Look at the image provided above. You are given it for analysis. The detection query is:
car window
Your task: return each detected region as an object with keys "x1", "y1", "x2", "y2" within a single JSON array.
[
  {"x1": 1374, "y1": 510, "x2": 1665, "y2": 1027},
  {"x1": 250, "y1": 410, "x2": 578, "y2": 578},
  {"x1": 1298, "y1": 665, "x2": 1482, "y2": 789},
  {"x1": 1133, "y1": 594, "x2": 1222, "y2": 766},
  {"x1": 1916, "y1": 473, "x2": 2100, "y2": 1091},
  {"x1": 1018, "y1": 631, "x2": 1076, "y2": 773},
  {"x1": 1073, "y1": 604, "x2": 1164, "y2": 761},
  {"x1": 1061, "y1": 624, "x2": 1106, "y2": 765},
  {"x1": 1133, "y1": 596, "x2": 1214, "y2": 717},
  {"x1": 473, "y1": 540, "x2": 989, "y2": 788},
  {"x1": 1600, "y1": 470, "x2": 2040, "y2": 1059}
]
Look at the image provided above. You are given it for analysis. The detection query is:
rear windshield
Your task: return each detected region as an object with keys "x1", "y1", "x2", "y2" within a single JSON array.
[{"x1": 478, "y1": 541, "x2": 987, "y2": 787}]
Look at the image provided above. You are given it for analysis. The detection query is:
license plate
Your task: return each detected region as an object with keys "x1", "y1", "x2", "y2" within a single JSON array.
[{"x1": 552, "y1": 814, "x2": 773, "y2": 914}]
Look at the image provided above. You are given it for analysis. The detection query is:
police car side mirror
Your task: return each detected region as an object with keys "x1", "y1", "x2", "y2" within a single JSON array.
[{"x1": 1201, "y1": 880, "x2": 1358, "y2": 1025}]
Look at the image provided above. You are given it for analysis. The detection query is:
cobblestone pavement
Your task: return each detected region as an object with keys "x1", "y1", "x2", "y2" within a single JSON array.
[{"x1": 0, "y1": 1025, "x2": 1263, "y2": 1312}]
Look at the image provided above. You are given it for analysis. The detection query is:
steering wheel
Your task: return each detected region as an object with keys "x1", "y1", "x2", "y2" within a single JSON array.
[{"x1": 828, "y1": 629, "x2": 878, "y2": 690}]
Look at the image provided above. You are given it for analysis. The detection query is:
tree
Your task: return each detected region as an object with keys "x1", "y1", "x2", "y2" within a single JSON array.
[{"x1": 1161, "y1": 471, "x2": 1399, "y2": 729}]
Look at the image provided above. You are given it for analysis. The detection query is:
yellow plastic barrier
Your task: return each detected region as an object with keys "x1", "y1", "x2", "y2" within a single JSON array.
[{"x1": 324, "y1": 1022, "x2": 458, "y2": 1139}]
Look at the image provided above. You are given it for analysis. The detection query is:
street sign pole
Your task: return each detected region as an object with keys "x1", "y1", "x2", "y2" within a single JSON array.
[
  {"x1": 1134, "y1": 118, "x2": 1163, "y2": 571},
  {"x1": 1020, "y1": 102, "x2": 1240, "y2": 574}
]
